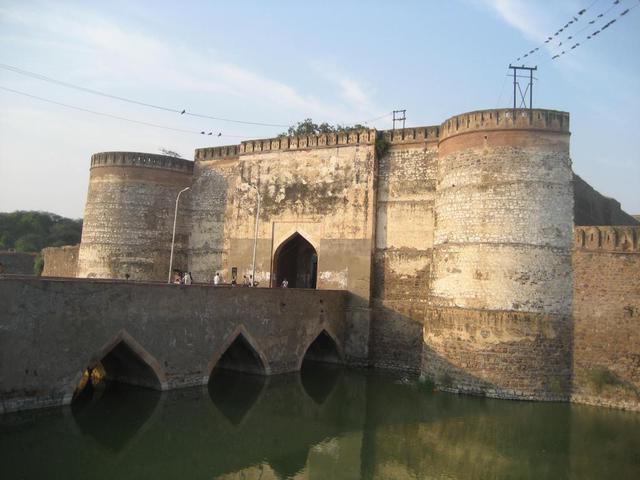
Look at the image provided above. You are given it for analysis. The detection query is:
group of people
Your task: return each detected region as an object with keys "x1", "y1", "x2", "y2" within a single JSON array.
[
  {"x1": 172, "y1": 270, "x2": 288, "y2": 288},
  {"x1": 173, "y1": 271, "x2": 193, "y2": 285}
]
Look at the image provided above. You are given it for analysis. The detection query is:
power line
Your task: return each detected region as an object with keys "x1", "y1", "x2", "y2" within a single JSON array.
[
  {"x1": 513, "y1": 0, "x2": 602, "y2": 63},
  {"x1": 546, "y1": 0, "x2": 639, "y2": 62},
  {"x1": 0, "y1": 62, "x2": 391, "y2": 129},
  {"x1": 0, "y1": 86, "x2": 250, "y2": 138},
  {"x1": 0, "y1": 62, "x2": 290, "y2": 128}
]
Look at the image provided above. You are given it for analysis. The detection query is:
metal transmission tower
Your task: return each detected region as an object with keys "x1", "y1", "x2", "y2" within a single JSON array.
[
  {"x1": 508, "y1": 64, "x2": 537, "y2": 109},
  {"x1": 392, "y1": 109, "x2": 406, "y2": 131}
]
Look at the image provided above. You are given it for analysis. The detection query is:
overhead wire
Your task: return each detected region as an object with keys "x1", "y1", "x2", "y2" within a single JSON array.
[
  {"x1": 0, "y1": 86, "x2": 250, "y2": 138},
  {"x1": 0, "y1": 62, "x2": 290, "y2": 128},
  {"x1": 0, "y1": 62, "x2": 393, "y2": 130},
  {"x1": 546, "y1": 0, "x2": 639, "y2": 62},
  {"x1": 513, "y1": 0, "x2": 602, "y2": 63}
]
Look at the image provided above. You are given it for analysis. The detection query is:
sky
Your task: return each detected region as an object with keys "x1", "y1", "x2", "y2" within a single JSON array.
[{"x1": 0, "y1": 0, "x2": 638, "y2": 218}]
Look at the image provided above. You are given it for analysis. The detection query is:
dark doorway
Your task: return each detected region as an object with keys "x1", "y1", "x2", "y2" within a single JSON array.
[
  {"x1": 302, "y1": 330, "x2": 341, "y2": 365},
  {"x1": 274, "y1": 233, "x2": 317, "y2": 288},
  {"x1": 212, "y1": 333, "x2": 266, "y2": 375}
]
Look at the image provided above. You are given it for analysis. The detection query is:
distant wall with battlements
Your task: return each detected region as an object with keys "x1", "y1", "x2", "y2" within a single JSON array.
[
  {"x1": 572, "y1": 226, "x2": 640, "y2": 411},
  {"x1": 41, "y1": 245, "x2": 79, "y2": 277}
]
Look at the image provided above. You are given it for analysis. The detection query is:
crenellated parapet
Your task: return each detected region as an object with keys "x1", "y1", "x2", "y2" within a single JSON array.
[
  {"x1": 194, "y1": 145, "x2": 240, "y2": 161},
  {"x1": 439, "y1": 108, "x2": 569, "y2": 142},
  {"x1": 574, "y1": 226, "x2": 640, "y2": 252},
  {"x1": 381, "y1": 126, "x2": 440, "y2": 145},
  {"x1": 91, "y1": 151, "x2": 193, "y2": 173},
  {"x1": 239, "y1": 129, "x2": 376, "y2": 154}
]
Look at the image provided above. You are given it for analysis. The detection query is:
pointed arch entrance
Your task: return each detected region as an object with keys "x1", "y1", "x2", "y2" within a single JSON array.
[{"x1": 273, "y1": 232, "x2": 318, "y2": 288}]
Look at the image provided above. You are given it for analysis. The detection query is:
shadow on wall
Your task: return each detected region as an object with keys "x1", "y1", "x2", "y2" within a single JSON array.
[{"x1": 187, "y1": 166, "x2": 230, "y2": 283}]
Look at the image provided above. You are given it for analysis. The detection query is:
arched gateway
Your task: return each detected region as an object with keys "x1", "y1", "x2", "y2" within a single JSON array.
[{"x1": 273, "y1": 233, "x2": 318, "y2": 288}]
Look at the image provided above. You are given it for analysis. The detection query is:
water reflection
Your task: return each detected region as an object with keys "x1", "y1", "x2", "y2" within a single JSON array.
[
  {"x1": 71, "y1": 382, "x2": 161, "y2": 453},
  {"x1": 1, "y1": 366, "x2": 639, "y2": 480},
  {"x1": 299, "y1": 361, "x2": 342, "y2": 405},
  {"x1": 208, "y1": 369, "x2": 266, "y2": 426}
]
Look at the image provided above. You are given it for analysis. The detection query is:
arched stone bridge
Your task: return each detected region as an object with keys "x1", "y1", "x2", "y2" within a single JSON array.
[{"x1": 0, "y1": 277, "x2": 360, "y2": 413}]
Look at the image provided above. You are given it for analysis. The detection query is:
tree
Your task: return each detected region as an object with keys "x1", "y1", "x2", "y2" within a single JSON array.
[
  {"x1": 281, "y1": 119, "x2": 368, "y2": 137},
  {"x1": 0, "y1": 211, "x2": 82, "y2": 252}
]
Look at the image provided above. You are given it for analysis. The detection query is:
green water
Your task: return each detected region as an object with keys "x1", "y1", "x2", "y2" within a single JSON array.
[{"x1": 1, "y1": 365, "x2": 639, "y2": 479}]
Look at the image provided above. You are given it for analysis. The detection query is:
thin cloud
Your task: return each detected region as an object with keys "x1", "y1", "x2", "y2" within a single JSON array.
[{"x1": 0, "y1": 2, "x2": 381, "y2": 124}]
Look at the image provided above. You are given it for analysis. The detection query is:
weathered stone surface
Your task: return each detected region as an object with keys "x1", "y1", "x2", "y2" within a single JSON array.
[
  {"x1": 0, "y1": 251, "x2": 35, "y2": 275},
  {"x1": 572, "y1": 227, "x2": 640, "y2": 411},
  {"x1": 77, "y1": 152, "x2": 193, "y2": 281},
  {"x1": 41, "y1": 245, "x2": 79, "y2": 277}
]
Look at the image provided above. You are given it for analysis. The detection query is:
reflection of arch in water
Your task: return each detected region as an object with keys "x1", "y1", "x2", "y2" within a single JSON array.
[
  {"x1": 299, "y1": 329, "x2": 344, "y2": 405},
  {"x1": 70, "y1": 330, "x2": 168, "y2": 399},
  {"x1": 273, "y1": 232, "x2": 318, "y2": 288},
  {"x1": 207, "y1": 325, "x2": 270, "y2": 376},
  {"x1": 71, "y1": 383, "x2": 162, "y2": 453},
  {"x1": 208, "y1": 369, "x2": 267, "y2": 427}
]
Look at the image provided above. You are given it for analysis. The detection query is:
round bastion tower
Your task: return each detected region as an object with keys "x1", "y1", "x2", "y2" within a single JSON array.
[
  {"x1": 424, "y1": 109, "x2": 574, "y2": 401},
  {"x1": 77, "y1": 152, "x2": 194, "y2": 281}
]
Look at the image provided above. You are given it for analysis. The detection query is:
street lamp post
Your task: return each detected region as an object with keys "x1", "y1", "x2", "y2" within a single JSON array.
[
  {"x1": 168, "y1": 186, "x2": 191, "y2": 284},
  {"x1": 249, "y1": 185, "x2": 261, "y2": 286}
]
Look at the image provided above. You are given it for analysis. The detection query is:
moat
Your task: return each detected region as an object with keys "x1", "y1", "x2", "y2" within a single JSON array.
[{"x1": 1, "y1": 365, "x2": 638, "y2": 480}]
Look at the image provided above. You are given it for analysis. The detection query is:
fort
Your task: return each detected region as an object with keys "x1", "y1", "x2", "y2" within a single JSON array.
[{"x1": 1, "y1": 107, "x2": 638, "y2": 413}]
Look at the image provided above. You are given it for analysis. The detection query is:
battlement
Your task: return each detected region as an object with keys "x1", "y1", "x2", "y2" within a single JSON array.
[
  {"x1": 194, "y1": 145, "x2": 240, "y2": 161},
  {"x1": 90, "y1": 152, "x2": 194, "y2": 173},
  {"x1": 574, "y1": 226, "x2": 640, "y2": 252},
  {"x1": 381, "y1": 125, "x2": 440, "y2": 145},
  {"x1": 239, "y1": 129, "x2": 376, "y2": 155},
  {"x1": 439, "y1": 108, "x2": 570, "y2": 141}
]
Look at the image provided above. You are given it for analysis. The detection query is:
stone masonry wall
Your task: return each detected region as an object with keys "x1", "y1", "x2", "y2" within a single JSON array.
[
  {"x1": 370, "y1": 128, "x2": 439, "y2": 372},
  {"x1": 77, "y1": 152, "x2": 193, "y2": 281},
  {"x1": 41, "y1": 245, "x2": 79, "y2": 277},
  {"x1": 0, "y1": 277, "x2": 348, "y2": 413},
  {"x1": 188, "y1": 146, "x2": 240, "y2": 283},
  {"x1": 423, "y1": 109, "x2": 574, "y2": 401},
  {"x1": 0, "y1": 251, "x2": 36, "y2": 275},
  {"x1": 572, "y1": 226, "x2": 640, "y2": 411}
]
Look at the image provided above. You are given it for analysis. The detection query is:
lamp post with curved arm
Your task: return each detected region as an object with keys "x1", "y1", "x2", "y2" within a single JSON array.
[
  {"x1": 248, "y1": 184, "x2": 261, "y2": 286},
  {"x1": 168, "y1": 186, "x2": 190, "y2": 284}
]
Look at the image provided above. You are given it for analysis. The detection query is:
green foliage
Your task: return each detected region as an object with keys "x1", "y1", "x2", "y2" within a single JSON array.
[
  {"x1": 33, "y1": 254, "x2": 44, "y2": 276},
  {"x1": 375, "y1": 132, "x2": 390, "y2": 158},
  {"x1": 587, "y1": 367, "x2": 621, "y2": 393},
  {"x1": 281, "y1": 119, "x2": 368, "y2": 137},
  {"x1": 0, "y1": 211, "x2": 82, "y2": 253}
]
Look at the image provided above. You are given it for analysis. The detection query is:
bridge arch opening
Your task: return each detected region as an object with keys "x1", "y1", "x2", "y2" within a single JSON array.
[
  {"x1": 301, "y1": 330, "x2": 341, "y2": 366},
  {"x1": 273, "y1": 232, "x2": 317, "y2": 288},
  {"x1": 300, "y1": 330, "x2": 343, "y2": 405},
  {"x1": 210, "y1": 332, "x2": 267, "y2": 376},
  {"x1": 73, "y1": 334, "x2": 164, "y2": 402}
]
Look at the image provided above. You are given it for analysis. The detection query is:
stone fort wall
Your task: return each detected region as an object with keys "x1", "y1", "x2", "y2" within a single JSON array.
[
  {"x1": 77, "y1": 152, "x2": 193, "y2": 281},
  {"x1": 370, "y1": 127, "x2": 439, "y2": 372},
  {"x1": 41, "y1": 245, "x2": 79, "y2": 277},
  {"x1": 67, "y1": 108, "x2": 638, "y2": 410},
  {"x1": 423, "y1": 109, "x2": 574, "y2": 401},
  {"x1": 572, "y1": 226, "x2": 640, "y2": 411}
]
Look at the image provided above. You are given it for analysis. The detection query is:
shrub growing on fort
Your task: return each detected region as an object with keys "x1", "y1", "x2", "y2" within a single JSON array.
[
  {"x1": 33, "y1": 254, "x2": 44, "y2": 276},
  {"x1": 281, "y1": 119, "x2": 368, "y2": 137},
  {"x1": 587, "y1": 367, "x2": 621, "y2": 393}
]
